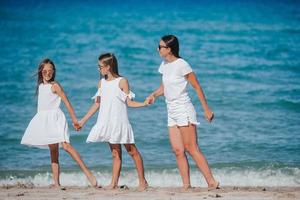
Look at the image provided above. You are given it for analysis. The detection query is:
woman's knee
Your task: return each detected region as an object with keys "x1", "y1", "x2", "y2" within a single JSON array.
[
  {"x1": 185, "y1": 145, "x2": 200, "y2": 156},
  {"x1": 172, "y1": 148, "x2": 185, "y2": 157}
]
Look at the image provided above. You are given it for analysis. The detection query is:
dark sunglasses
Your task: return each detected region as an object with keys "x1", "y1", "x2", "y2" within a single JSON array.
[
  {"x1": 158, "y1": 45, "x2": 168, "y2": 50},
  {"x1": 98, "y1": 64, "x2": 106, "y2": 69}
]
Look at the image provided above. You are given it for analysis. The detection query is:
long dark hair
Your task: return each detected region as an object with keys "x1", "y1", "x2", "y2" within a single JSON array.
[
  {"x1": 161, "y1": 35, "x2": 180, "y2": 58},
  {"x1": 98, "y1": 53, "x2": 121, "y2": 79},
  {"x1": 35, "y1": 58, "x2": 56, "y2": 95}
]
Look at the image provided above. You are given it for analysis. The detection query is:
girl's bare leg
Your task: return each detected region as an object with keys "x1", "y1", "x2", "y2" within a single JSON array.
[
  {"x1": 49, "y1": 143, "x2": 60, "y2": 187},
  {"x1": 124, "y1": 144, "x2": 148, "y2": 191},
  {"x1": 105, "y1": 143, "x2": 122, "y2": 189},
  {"x1": 168, "y1": 126, "x2": 191, "y2": 189},
  {"x1": 61, "y1": 142, "x2": 97, "y2": 187},
  {"x1": 178, "y1": 124, "x2": 219, "y2": 188}
]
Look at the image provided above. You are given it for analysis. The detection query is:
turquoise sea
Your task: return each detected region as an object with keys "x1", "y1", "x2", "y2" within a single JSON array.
[{"x1": 0, "y1": 0, "x2": 299, "y2": 187}]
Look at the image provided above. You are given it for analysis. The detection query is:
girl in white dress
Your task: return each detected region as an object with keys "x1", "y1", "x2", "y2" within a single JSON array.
[
  {"x1": 146, "y1": 35, "x2": 220, "y2": 190},
  {"x1": 79, "y1": 53, "x2": 148, "y2": 191},
  {"x1": 21, "y1": 58, "x2": 98, "y2": 188}
]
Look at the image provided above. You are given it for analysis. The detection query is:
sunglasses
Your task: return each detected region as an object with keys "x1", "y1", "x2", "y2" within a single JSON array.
[
  {"x1": 158, "y1": 45, "x2": 168, "y2": 50},
  {"x1": 42, "y1": 70, "x2": 54, "y2": 74},
  {"x1": 98, "y1": 64, "x2": 107, "y2": 70}
]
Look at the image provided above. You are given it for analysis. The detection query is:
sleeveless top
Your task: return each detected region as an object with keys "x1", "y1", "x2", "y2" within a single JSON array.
[{"x1": 86, "y1": 77, "x2": 135, "y2": 144}]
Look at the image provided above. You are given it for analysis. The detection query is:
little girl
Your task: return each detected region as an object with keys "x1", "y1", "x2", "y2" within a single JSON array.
[
  {"x1": 79, "y1": 53, "x2": 148, "y2": 191},
  {"x1": 21, "y1": 58, "x2": 98, "y2": 188}
]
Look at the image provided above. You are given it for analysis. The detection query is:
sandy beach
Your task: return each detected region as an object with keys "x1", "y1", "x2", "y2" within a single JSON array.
[
  {"x1": 1, "y1": 186, "x2": 299, "y2": 200},
  {"x1": 1, "y1": 1, "x2": 300, "y2": 200}
]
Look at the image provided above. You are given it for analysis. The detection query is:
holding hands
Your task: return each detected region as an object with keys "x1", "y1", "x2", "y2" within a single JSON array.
[
  {"x1": 72, "y1": 119, "x2": 87, "y2": 131},
  {"x1": 145, "y1": 94, "x2": 155, "y2": 105},
  {"x1": 72, "y1": 121, "x2": 82, "y2": 131}
]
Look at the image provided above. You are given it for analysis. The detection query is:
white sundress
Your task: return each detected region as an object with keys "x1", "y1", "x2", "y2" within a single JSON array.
[
  {"x1": 86, "y1": 77, "x2": 135, "y2": 144},
  {"x1": 21, "y1": 83, "x2": 69, "y2": 148}
]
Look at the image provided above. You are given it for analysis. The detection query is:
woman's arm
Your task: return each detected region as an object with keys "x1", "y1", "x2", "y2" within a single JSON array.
[
  {"x1": 186, "y1": 72, "x2": 214, "y2": 122},
  {"x1": 119, "y1": 78, "x2": 147, "y2": 108},
  {"x1": 146, "y1": 80, "x2": 164, "y2": 104}
]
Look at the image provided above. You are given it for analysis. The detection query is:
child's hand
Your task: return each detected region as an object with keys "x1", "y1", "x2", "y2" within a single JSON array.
[
  {"x1": 78, "y1": 120, "x2": 85, "y2": 129},
  {"x1": 145, "y1": 95, "x2": 155, "y2": 105},
  {"x1": 205, "y1": 110, "x2": 214, "y2": 123},
  {"x1": 73, "y1": 122, "x2": 81, "y2": 131},
  {"x1": 144, "y1": 99, "x2": 150, "y2": 106}
]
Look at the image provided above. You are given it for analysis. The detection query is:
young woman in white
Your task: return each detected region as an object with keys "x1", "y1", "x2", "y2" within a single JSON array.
[
  {"x1": 146, "y1": 35, "x2": 219, "y2": 190},
  {"x1": 21, "y1": 58, "x2": 97, "y2": 188},
  {"x1": 79, "y1": 53, "x2": 148, "y2": 191}
]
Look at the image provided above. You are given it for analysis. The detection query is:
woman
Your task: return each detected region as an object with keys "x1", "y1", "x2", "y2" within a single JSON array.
[{"x1": 146, "y1": 35, "x2": 219, "y2": 190}]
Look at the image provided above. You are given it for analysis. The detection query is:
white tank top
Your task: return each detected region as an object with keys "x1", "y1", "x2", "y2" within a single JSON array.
[{"x1": 37, "y1": 84, "x2": 61, "y2": 112}]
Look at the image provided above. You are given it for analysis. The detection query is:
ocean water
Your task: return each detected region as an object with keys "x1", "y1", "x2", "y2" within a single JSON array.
[{"x1": 0, "y1": 0, "x2": 299, "y2": 187}]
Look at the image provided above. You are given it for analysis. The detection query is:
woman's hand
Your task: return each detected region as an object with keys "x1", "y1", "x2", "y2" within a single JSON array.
[
  {"x1": 143, "y1": 99, "x2": 150, "y2": 106},
  {"x1": 205, "y1": 110, "x2": 214, "y2": 122},
  {"x1": 145, "y1": 94, "x2": 156, "y2": 105}
]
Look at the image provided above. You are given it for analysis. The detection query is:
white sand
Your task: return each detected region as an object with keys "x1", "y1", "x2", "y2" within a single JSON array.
[{"x1": 1, "y1": 186, "x2": 299, "y2": 200}]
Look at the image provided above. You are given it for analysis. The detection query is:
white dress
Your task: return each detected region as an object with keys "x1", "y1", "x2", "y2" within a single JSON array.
[
  {"x1": 86, "y1": 77, "x2": 135, "y2": 144},
  {"x1": 21, "y1": 84, "x2": 69, "y2": 148},
  {"x1": 158, "y1": 58, "x2": 200, "y2": 127}
]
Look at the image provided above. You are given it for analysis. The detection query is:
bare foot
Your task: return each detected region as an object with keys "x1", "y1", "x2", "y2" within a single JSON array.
[
  {"x1": 49, "y1": 184, "x2": 66, "y2": 190},
  {"x1": 178, "y1": 185, "x2": 192, "y2": 192},
  {"x1": 87, "y1": 175, "x2": 98, "y2": 188},
  {"x1": 103, "y1": 184, "x2": 118, "y2": 190},
  {"x1": 137, "y1": 181, "x2": 149, "y2": 191},
  {"x1": 208, "y1": 181, "x2": 220, "y2": 191}
]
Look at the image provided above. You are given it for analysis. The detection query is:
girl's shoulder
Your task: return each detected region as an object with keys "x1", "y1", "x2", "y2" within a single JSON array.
[
  {"x1": 118, "y1": 76, "x2": 126, "y2": 81},
  {"x1": 50, "y1": 81, "x2": 61, "y2": 88},
  {"x1": 49, "y1": 81, "x2": 63, "y2": 93},
  {"x1": 119, "y1": 76, "x2": 128, "y2": 84},
  {"x1": 118, "y1": 77, "x2": 129, "y2": 89}
]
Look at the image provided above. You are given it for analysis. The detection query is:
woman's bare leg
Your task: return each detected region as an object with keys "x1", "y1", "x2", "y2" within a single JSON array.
[
  {"x1": 168, "y1": 126, "x2": 191, "y2": 189},
  {"x1": 178, "y1": 124, "x2": 219, "y2": 188}
]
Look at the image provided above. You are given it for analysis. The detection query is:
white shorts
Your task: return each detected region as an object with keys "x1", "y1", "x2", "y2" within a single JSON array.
[{"x1": 167, "y1": 101, "x2": 200, "y2": 127}]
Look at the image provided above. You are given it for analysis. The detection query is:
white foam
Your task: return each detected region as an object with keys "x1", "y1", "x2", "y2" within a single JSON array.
[{"x1": 1, "y1": 167, "x2": 299, "y2": 187}]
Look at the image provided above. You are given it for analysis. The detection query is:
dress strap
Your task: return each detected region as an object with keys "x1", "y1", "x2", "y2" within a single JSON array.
[{"x1": 115, "y1": 76, "x2": 123, "y2": 83}]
